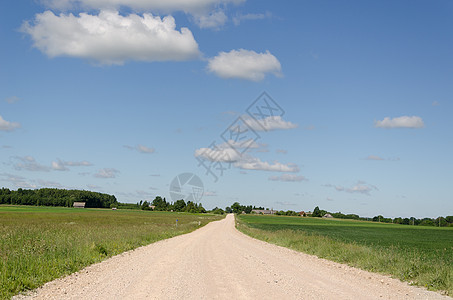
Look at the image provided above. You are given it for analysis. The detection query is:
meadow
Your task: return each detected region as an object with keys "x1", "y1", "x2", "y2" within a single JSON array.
[
  {"x1": 237, "y1": 214, "x2": 453, "y2": 296},
  {"x1": 0, "y1": 205, "x2": 223, "y2": 299}
]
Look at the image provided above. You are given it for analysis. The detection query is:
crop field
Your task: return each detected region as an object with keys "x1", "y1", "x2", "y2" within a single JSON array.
[
  {"x1": 0, "y1": 205, "x2": 224, "y2": 299},
  {"x1": 237, "y1": 214, "x2": 453, "y2": 295}
]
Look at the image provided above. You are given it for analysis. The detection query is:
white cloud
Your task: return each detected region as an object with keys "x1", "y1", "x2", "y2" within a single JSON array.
[
  {"x1": 5, "y1": 96, "x2": 21, "y2": 104},
  {"x1": 366, "y1": 155, "x2": 384, "y2": 161},
  {"x1": 137, "y1": 145, "x2": 155, "y2": 154},
  {"x1": 22, "y1": 10, "x2": 200, "y2": 65},
  {"x1": 244, "y1": 115, "x2": 297, "y2": 131},
  {"x1": 94, "y1": 168, "x2": 119, "y2": 178},
  {"x1": 0, "y1": 173, "x2": 37, "y2": 188},
  {"x1": 13, "y1": 156, "x2": 50, "y2": 172},
  {"x1": 232, "y1": 11, "x2": 271, "y2": 26},
  {"x1": 52, "y1": 159, "x2": 91, "y2": 170},
  {"x1": 125, "y1": 144, "x2": 155, "y2": 154},
  {"x1": 195, "y1": 145, "x2": 241, "y2": 163},
  {"x1": 193, "y1": 10, "x2": 227, "y2": 29},
  {"x1": 374, "y1": 116, "x2": 424, "y2": 129},
  {"x1": 276, "y1": 149, "x2": 287, "y2": 154},
  {"x1": 63, "y1": 160, "x2": 92, "y2": 166},
  {"x1": 0, "y1": 115, "x2": 21, "y2": 132},
  {"x1": 235, "y1": 156, "x2": 299, "y2": 172},
  {"x1": 194, "y1": 145, "x2": 299, "y2": 172},
  {"x1": 40, "y1": 0, "x2": 244, "y2": 14},
  {"x1": 52, "y1": 160, "x2": 69, "y2": 171},
  {"x1": 269, "y1": 174, "x2": 306, "y2": 182},
  {"x1": 325, "y1": 181, "x2": 378, "y2": 195},
  {"x1": 207, "y1": 49, "x2": 282, "y2": 81}
]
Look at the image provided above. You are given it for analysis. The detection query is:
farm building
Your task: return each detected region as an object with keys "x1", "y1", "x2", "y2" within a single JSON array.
[
  {"x1": 323, "y1": 213, "x2": 333, "y2": 218},
  {"x1": 299, "y1": 211, "x2": 306, "y2": 217},
  {"x1": 73, "y1": 202, "x2": 86, "y2": 208}
]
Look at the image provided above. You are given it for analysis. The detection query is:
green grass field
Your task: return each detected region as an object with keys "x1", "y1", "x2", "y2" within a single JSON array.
[
  {"x1": 0, "y1": 205, "x2": 224, "y2": 300},
  {"x1": 237, "y1": 214, "x2": 453, "y2": 296}
]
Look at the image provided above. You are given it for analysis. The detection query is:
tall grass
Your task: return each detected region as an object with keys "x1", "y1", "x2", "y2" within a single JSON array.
[
  {"x1": 0, "y1": 206, "x2": 223, "y2": 299},
  {"x1": 237, "y1": 215, "x2": 453, "y2": 296}
]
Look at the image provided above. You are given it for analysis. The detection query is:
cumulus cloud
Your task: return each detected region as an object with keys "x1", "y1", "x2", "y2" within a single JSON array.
[
  {"x1": 124, "y1": 144, "x2": 155, "y2": 154},
  {"x1": 40, "y1": 0, "x2": 244, "y2": 14},
  {"x1": 0, "y1": 173, "x2": 37, "y2": 188},
  {"x1": 374, "y1": 116, "x2": 424, "y2": 129},
  {"x1": 52, "y1": 159, "x2": 92, "y2": 170},
  {"x1": 52, "y1": 160, "x2": 69, "y2": 171},
  {"x1": 193, "y1": 10, "x2": 227, "y2": 28},
  {"x1": 235, "y1": 156, "x2": 299, "y2": 172},
  {"x1": 366, "y1": 155, "x2": 384, "y2": 161},
  {"x1": 194, "y1": 140, "x2": 267, "y2": 162},
  {"x1": 244, "y1": 115, "x2": 297, "y2": 131},
  {"x1": 63, "y1": 160, "x2": 92, "y2": 166},
  {"x1": 194, "y1": 144, "x2": 299, "y2": 173},
  {"x1": 324, "y1": 181, "x2": 378, "y2": 195},
  {"x1": 137, "y1": 145, "x2": 155, "y2": 154},
  {"x1": 13, "y1": 156, "x2": 50, "y2": 172},
  {"x1": 207, "y1": 49, "x2": 282, "y2": 81},
  {"x1": 0, "y1": 115, "x2": 21, "y2": 132},
  {"x1": 94, "y1": 168, "x2": 119, "y2": 178},
  {"x1": 269, "y1": 174, "x2": 306, "y2": 182},
  {"x1": 22, "y1": 10, "x2": 200, "y2": 65},
  {"x1": 195, "y1": 145, "x2": 241, "y2": 163},
  {"x1": 232, "y1": 11, "x2": 271, "y2": 26}
]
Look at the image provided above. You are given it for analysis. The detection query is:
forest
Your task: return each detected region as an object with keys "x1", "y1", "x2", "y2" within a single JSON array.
[{"x1": 0, "y1": 188, "x2": 117, "y2": 208}]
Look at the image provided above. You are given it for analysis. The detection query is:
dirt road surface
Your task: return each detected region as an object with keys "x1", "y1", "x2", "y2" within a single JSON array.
[{"x1": 16, "y1": 214, "x2": 450, "y2": 300}]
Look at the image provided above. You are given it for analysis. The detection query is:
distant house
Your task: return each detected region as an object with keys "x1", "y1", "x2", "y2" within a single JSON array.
[
  {"x1": 323, "y1": 213, "x2": 333, "y2": 218},
  {"x1": 149, "y1": 205, "x2": 156, "y2": 210},
  {"x1": 73, "y1": 202, "x2": 86, "y2": 208},
  {"x1": 299, "y1": 211, "x2": 307, "y2": 217},
  {"x1": 251, "y1": 209, "x2": 277, "y2": 215}
]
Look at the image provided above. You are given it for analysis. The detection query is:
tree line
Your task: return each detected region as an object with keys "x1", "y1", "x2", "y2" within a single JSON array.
[
  {"x1": 138, "y1": 196, "x2": 207, "y2": 213},
  {"x1": 224, "y1": 202, "x2": 453, "y2": 227},
  {"x1": 0, "y1": 188, "x2": 117, "y2": 208}
]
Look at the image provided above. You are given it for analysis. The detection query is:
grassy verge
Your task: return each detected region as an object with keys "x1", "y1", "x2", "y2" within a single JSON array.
[
  {"x1": 236, "y1": 214, "x2": 453, "y2": 296},
  {"x1": 0, "y1": 205, "x2": 224, "y2": 299}
]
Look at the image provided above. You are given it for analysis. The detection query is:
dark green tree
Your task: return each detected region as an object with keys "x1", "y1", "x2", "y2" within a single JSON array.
[
  {"x1": 173, "y1": 199, "x2": 186, "y2": 212},
  {"x1": 231, "y1": 202, "x2": 242, "y2": 214},
  {"x1": 312, "y1": 206, "x2": 322, "y2": 217}
]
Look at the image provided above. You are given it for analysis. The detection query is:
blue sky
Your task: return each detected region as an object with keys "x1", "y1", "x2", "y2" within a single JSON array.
[{"x1": 1, "y1": 0, "x2": 452, "y2": 218}]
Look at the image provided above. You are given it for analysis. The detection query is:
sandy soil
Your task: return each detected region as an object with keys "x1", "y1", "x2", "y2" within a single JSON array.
[{"x1": 15, "y1": 214, "x2": 450, "y2": 300}]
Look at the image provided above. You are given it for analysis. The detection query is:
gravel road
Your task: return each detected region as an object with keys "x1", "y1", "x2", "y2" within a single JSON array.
[{"x1": 16, "y1": 214, "x2": 450, "y2": 299}]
